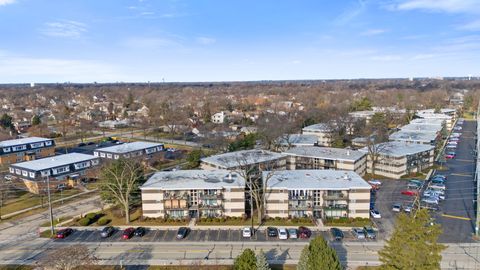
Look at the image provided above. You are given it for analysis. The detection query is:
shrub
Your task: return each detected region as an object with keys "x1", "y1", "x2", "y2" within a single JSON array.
[
  {"x1": 96, "y1": 217, "x2": 111, "y2": 226},
  {"x1": 78, "y1": 217, "x2": 91, "y2": 226},
  {"x1": 85, "y1": 213, "x2": 97, "y2": 220}
]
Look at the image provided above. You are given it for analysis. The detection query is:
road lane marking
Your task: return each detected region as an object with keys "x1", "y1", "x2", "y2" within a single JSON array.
[
  {"x1": 450, "y1": 173, "x2": 473, "y2": 177},
  {"x1": 454, "y1": 159, "x2": 475, "y2": 163},
  {"x1": 441, "y1": 214, "x2": 471, "y2": 221}
]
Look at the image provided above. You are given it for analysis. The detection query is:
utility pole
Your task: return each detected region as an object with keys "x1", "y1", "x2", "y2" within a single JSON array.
[
  {"x1": 46, "y1": 176, "x2": 55, "y2": 236},
  {"x1": 249, "y1": 180, "x2": 254, "y2": 236},
  {"x1": 475, "y1": 102, "x2": 480, "y2": 237}
]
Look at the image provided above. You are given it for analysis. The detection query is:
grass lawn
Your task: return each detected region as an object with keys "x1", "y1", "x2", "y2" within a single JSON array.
[
  {"x1": 1, "y1": 188, "x2": 81, "y2": 216},
  {"x1": 148, "y1": 265, "x2": 296, "y2": 270},
  {"x1": 462, "y1": 111, "x2": 475, "y2": 120},
  {"x1": 324, "y1": 218, "x2": 372, "y2": 227},
  {"x1": 40, "y1": 216, "x2": 72, "y2": 227},
  {"x1": 356, "y1": 266, "x2": 380, "y2": 270}
]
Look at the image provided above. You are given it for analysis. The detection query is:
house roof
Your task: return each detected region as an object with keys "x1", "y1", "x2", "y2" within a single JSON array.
[
  {"x1": 10, "y1": 153, "x2": 97, "y2": 171},
  {"x1": 264, "y1": 170, "x2": 371, "y2": 190},
  {"x1": 284, "y1": 146, "x2": 366, "y2": 162},
  {"x1": 0, "y1": 137, "x2": 52, "y2": 148},
  {"x1": 201, "y1": 149, "x2": 287, "y2": 169},
  {"x1": 95, "y1": 141, "x2": 163, "y2": 154},
  {"x1": 141, "y1": 170, "x2": 245, "y2": 190},
  {"x1": 359, "y1": 141, "x2": 434, "y2": 157},
  {"x1": 400, "y1": 123, "x2": 442, "y2": 133}
]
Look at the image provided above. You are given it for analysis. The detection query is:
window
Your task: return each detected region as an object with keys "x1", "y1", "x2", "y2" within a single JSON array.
[
  {"x1": 52, "y1": 166, "x2": 70, "y2": 175},
  {"x1": 114, "y1": 155, "x2": 119, "y2": 159},
  {"x1": 29, "y1": 172, "x2": 35, "y2": 178},
  {"x1": 107, "y1": 153, "x2": 112, "y2": 159},
  {"x1": 41, "y1": 170, "x2": 51, "y2": 177},
  {"x1": 91, "y1": 159, "x2": 99, "y2": 166},
  {"x1": 3, "y1": 147, "x2": 10, "y2": 153},
  {"x1": 74, "y1": 161, "x2": 90, "y2": 170},
  {"x1": 145, "y1": 148, "x2": 156, "y2": 154},
  {"x1": 45, "y1": 141, "x2": 52, "y2": 146},
  {"x1": 100, "y1": 153, "x2": 106, "y2": 158},
  {"x1": 12, "y1": 145, "x2": 27, "y2": 151},
  {"x1": 22, "y1": 170, "x2": 28, "y2": 176},
  {"x1": 15, "y1": 169, "x2": 21, "y2": 175},
  {"x1": 9, "y1": 167, "x2": 14, "y2": 173},
  {"x1": 93, "y1": 152, "x2": 99, "y2": 157},
  {"x1": 30, "y1": 142, "x2": 44, "y2": 148}
]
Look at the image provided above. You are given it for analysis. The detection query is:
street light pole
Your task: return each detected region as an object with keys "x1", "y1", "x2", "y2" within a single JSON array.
[{"x1": 45, "y1": 176, "x2": 55, "y2": 236}]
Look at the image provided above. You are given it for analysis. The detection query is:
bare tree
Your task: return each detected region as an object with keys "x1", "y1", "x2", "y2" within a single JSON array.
[{"x1": 38, "y1": 244, "x2": 96, "y2": 270}]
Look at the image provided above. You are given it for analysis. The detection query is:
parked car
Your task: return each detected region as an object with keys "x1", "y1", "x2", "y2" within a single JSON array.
[
  {"x1": 100, "y1": 226, "x2": 114, "y2": 238},
  {"x1": 429, "y1": 183, "x2": 446, "y2": 190},
  {"x1": 134, "y1": 227, "x2": 146, "y2": 237},
  {"x1": 403, "y1": 203, "x2": 414, "y2": 213},
  {"x1": 288, "y1": 228, "x2": 298, "y2": 239},
  {"x1": 368, "y1": 180, "x2": 382, "y2": 186},
  {"x1": 177, "y1": 227, "x2": 189, "y2": 239},
  {"x1": 242, "y1": 227, "x2": 252, "y2": 238},
  {"x1": 298, "y1": 226, "x2": 311, "y2": 239},
  {"x1": 330, "y1": 228, "x2": 344, "y2": 241},
  {"x1": 363, "y1": 227, "x2": 376, "y2": 239},
  {"x1": 122, "y1": 227, "x2": 135, "y2": 240},
  {"x1": 446, "y1": 143, "x2": 457, "y2": 148},
  {"x1": 56, "y1": 228, "x2": 73, "y2": 239},
  {"x1": 278, "y1": 228, "x2": 288, "y2": 240},
  {"x1": 4, "y1": 174, "x2": 13, "y2": 181},
  {"x1": 422, "y1": 197, "x2": 439, "y2": 205},
  {"x1": 352, "y1": 228, "x2": 365, "y2": 239},
  {"x1": 392, "y1": 203, "x2": 402, "y2": 212},
  {"x1": 447, "y1": 140, "x2": 458, "y2": 145},
  {"x1": 432, "y1": 175, "x2": 446, "y2": 181},
  {"x1": 449, "y1": 137, "x2": 460, "y2": 141},
  {"x1": 424, "y1": 190, "x2": 445, "y2": 200},
  {"x1": 267, "y1": 227, "x2": 278, "y2": 237},
  {"x1": 77, "y1": 142, "x2": 86, "y2": 147},
  {"x1": 370, "y1": 209, "x2": 381, "y2": 218},
  {"x1": 401, "y1": 190, "x2": 418, "y2": 196},
  {"x1": 87, "y1": 141, "x2": 95, "y2": 145}
]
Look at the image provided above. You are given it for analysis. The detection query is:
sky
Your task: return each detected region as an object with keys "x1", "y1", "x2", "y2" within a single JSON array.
[{"x1": 0, "y1": 0, "x2": 480, "y2": 83}]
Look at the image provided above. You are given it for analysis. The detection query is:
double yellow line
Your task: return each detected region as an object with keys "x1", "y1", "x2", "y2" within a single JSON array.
[{"x1": 441, "y1": 214, "x2": 471, "y2": 221}]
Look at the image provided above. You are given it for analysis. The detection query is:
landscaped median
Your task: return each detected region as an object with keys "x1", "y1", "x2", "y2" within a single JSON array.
[{"x1": 323, "y1": 217, "x2": 372, "y2": 227}]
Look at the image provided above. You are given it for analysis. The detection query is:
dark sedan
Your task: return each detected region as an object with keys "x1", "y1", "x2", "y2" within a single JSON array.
[
  {"x1": 298, "y1": 226, "x2": 311, "y2": 239},
  {"x1": 134, "y1": 227, "x2": 146, "y2": 237},
  {"x1": 56, "y1": 228, "x2": 73, "y2": 239},
  {"x1": 176, "y1": 227, "x2": 189, "y2": 239},
  {"x1": 267, "y1": 227, "x2": 278, "y2": 237},
  {"x1": 330, "y1": 228, "x2": 344, "y2": 241}
]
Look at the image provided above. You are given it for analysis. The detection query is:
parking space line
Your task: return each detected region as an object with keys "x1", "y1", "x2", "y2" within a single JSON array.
[
  {"x1": 152, "y1": 229, "x2": 159, "y2": 241},
  {"x1": 450, "y1": 173, "x2": 473, "y2": 177},
  {"x1": 441, "y1": 214, "x2": 471, "y2": 221},
  {"x1": 162, "y1": 230, "x2": 168, "y2": 241},
  {"x1": 216, "y1": 229, "x2": 221, "y2": 241}
]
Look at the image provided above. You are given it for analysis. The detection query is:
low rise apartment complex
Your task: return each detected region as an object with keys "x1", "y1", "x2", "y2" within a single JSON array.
[
  {"x1": 93, "y1": 141, "x2": 164, "y2": 160},
  {"x1": 200, "y1": 149, "x2": 287, "y2": 171},
  {"x1": 140, "y1": 170, "x2": 245, "y2": 219},
  {"x1": 264, "y1": 170, "x2": 371, "y2": 219},
  {"x1": 283, "y1": 146, "x2": 367, "y2": 176},
  {"x1": 301, "y1": 123, "x2": 333, "y2": 147},
  {"x1": 0, "y1": 137, "x2": 55, "y2": 164},
  {"x1": 9, "y1": 153, "x2": 100, "y2": 194},
  {"x1": 359, "y1": 141, "x2": 435, "y2": 179}
]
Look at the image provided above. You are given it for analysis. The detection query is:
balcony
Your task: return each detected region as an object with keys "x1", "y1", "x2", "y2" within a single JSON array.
[
  {"x1": 288, "y1": 195, "x2": 313, "y2": 201},
  {"x1": 289, "y1": 203, "x2": 313, "y2": 210},
  {"x1": 323, "y1": 204, "x2": 348, "y2": 211},
  {"x1": 164, "y1": 200, "x2": 188, "y2": 210},
  {"x1": 322, "y1": 193, "x2": 347, "y2": 201},
  {"x1": 163, "y1": 193, "x2": 189, "y2": 200},
  {"x1": 198, "y1": 203, "x2": 223, "y2": 210}
]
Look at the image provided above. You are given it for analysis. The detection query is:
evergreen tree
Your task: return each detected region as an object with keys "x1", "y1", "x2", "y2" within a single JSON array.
[
  {"x1": 379, "y1": 209, "x2": 446, "y2": 270},
  {"x1": 296, "y1": 236, "x2": 341, "y2": 270},
  {"x1": 0, "y1": 113, "x2": 13, "y2": 130},
  {"x1": 256, "y1": 249, "x2": 270, "y2": 270},
  {"x1": 31, "y1": 115, "x2": 41, "y2": 125},
  {"x1": 234, "y1": 248, "x2": 256, "y2": 270}
]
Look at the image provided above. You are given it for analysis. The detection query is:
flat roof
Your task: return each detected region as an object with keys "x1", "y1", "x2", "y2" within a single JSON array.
[
  {"x1": 277, "y1": 134, "x2": 318, "y2": 146},
  {"x1": 201, "y1": 149, "x2": 287, "y2": 169},
  {"x1": 302, "y1": 123, "x2": 332, "y2": 132},
  {"x1": 11, "y1": 153, "x2": 97, "y2": 171},
  {"x1": 401, "y1": 123, "x2": 442, "y2": 133},
  {"x1": 284, "y1": 146, "x2": 365, "y2": 162},
  {"x1": 264, "y1": 170, "x2": 371, "y2": 190},
  {"x1": 0, "y1": 137, "x2": 52, "y2": 148},
  {"x1": 415, "y1": 113, "x2": 452, "y2": 120},
  {"x1": 410, "y1": 118, "x2": 445, "y2": 126},
  {"x1": 389, "y1": 130, "x2": 438, "y2": 143},
  {"x1": 95, "y1": 141, "x2": 163, "y2": 154},
  {"x1": 141, "y1": 170, "x2": 245, "y2": 190},
  {"x1": 359, "y1": 141, "x2": 434, "y2": 157}
]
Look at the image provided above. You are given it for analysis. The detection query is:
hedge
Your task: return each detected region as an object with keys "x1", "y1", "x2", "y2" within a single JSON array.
[
  {"x1": 78, "y1": 217, "x2": 91, "y2": 226},
  {"x1": 97, "y1": 217, "x2": 111, "y2": 226}
]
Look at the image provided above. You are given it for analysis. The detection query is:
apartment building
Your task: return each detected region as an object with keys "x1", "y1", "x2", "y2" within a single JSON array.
[
  {"x1": 416, "y1": 110, "x2": 454, "y2": 131},
  {"x1": 359, "y1": 141, "x2": 435, "y2": 179},
  {"x1": 200, "y1": 149, "x2": 287, "y2": 171},
  {"x1": 284, "y1": 146, "x2": 367, "y2": 176},
  {"x1": 276, "y1": 134, "x2": 318, "y2": 150},
  {"x1": 301, "y1": 123, "x2": 333, "y2": 147},
  {"x1": 0, "y1": 137, "x2": 55, "y2": 165},
  {"x1": 9, "y1": 153, "x2": 100, "y2": 194},
  {"x1": 140, "y1": 170, "x2": 245, "y2": 218},
  {"x1": 389, "y1": 130, "x2": 439, "y2": 145},
  {"x1": 93, "y1": 141, "x2": 164, "y2": 160},
  {"x1": 264, "y1": 170, "x2": 371, "y2": 219}
]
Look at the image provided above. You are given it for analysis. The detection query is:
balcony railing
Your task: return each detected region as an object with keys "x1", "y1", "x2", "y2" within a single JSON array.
[
  {"x1": 322, "y1": 194, "x2": 347, "y2": 200},
  {"x1": 289, "y1": 203, "x2": 313, "y2": 210},
  {"x1": 163, "y1": 193, "x2": 189, "y2": 200},
  {"x1": 199, "y1": 193, "x2": 223, "y2": 200},
  {"x1": 164, "y1": 203, "x2": 188, "y2": 210},
  {"x1": 198, "y1": 203, "x2": 223, "y2": 210},
  {"x1": 323, "y1": 204, "x2": 348, "y2": 211},
  {"x1": 288, "y1": 195, "x2": 313, "y2": 201}
]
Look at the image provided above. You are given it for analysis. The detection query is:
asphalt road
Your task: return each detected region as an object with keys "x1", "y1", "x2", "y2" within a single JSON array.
[{"x1": 434, "y1": 120, "x2": 477, "y2": 243}]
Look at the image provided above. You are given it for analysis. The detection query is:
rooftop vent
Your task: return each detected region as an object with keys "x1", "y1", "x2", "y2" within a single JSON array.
[
  {"x1": 204, "y1": 177, "x2": 220, "y2": 183},
  {"x1": 343, "y1": 173, "x2": 351, "y2": 181},
  {"x1": 223, "y1": 173, "x2": 235, "y2": 183}
]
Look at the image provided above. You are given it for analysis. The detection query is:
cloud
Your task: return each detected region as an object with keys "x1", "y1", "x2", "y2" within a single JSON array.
[
  {"x1": 40, "y1": 20, "x2": 87, "y2": 39},
  {"x1": 196, "y1": 37, "x2": 216, "y2": 45},
  {"x1": 458, "y1": 19, "x2": 480, "y2": 31},
  {"x1": 360, "y1": 29, "x2": 388, "y2": 36},
  {"x1": 334, "y1": 0, "x2": 367, "y2": 25},
  {"x1": 371, "y1": 55, "x2": 402, "y2": 61},
  {"x1": 0, "y1": 0, "x2": 15, "y2": 6},
  {"x1": 393, "y1": 0, "x2": 480, "y2": 14},
  {"x1": 123, "y1": 37, "x2": 180, "y2": 49}
]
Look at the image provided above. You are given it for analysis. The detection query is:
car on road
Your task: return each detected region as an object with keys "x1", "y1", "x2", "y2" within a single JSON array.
[
  {"x1": 330, "y1": 228, "x2": 344, "y2": 241},
  {"x1": 177, "y1": 227, "x2": 189, "y2": 239},
  {"x1": 370, "y1": 209, "x2": 381, "y2": 218},
  {"x1": 100, "y1": 226, "x2": 114, "y2": 238},
  {"x1": 392, "y1": 203, "x2": 402, "y2": 212},
  {"x1": 401, "y1": 190, "x2": 418, "y2": 196},
  {"x1": 298, "y1": 226, "x2": 311, "y2": 239},
  {"x1": 134, "y1": 227, "x2": 146, "y2": 237},
  {"x1": 56, "y1": 228, "x2": 73, "y2": 239},
  {"x1": 278, "y1": 228, "x2": 288, "y2": 240},
  {"x1": 267, "y1": 227, "x2": 278, "y2": 237},
  {"x1": 445, "y1": 153, "x2": 456, "y2": 159},
  {"x1": 363, "y1": 227, "x2": 376, "y2": 239},
  {"x1": 352, "y1": 228, "x2": 365, "y2": 239},
  {"x1": 288, "y1": 228, "x2": 298, "y2": 239},
  {"x1": 122, "y1": 227, "x2": 135, "y2": 240}
]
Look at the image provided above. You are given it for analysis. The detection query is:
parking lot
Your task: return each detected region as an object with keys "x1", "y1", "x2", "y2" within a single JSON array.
[
  {"x1": 56, "y1": 141, "x2": 118, "y2": 155},
  {"x1": 432, "y1": 120, "x2": 476, "y2": 243},
  {"x1": 54, "y1": 228, "x2": 378, "y2": 243}
]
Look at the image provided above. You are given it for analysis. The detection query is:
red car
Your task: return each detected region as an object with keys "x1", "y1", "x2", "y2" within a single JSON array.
[
  {"x1": 445, "y1": 154, "x2": 456, "y2": 159},
  {"x1": 122, "y1": 227, "x2": 135, "y2": 240},
  {"x1": 401, "y1": 190, "x2": 418, "y2": 196},
  {"x1": 56, "y1": 228, "x2": 73, "y2": 239},
  {"x1": 298, "y1": 226, "x2": 311, "y2": 239}
]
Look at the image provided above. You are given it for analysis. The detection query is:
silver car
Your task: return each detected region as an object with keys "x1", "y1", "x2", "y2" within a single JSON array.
[{"x1": 352, "y1": 228, "x2": 365, "y2": 239}]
